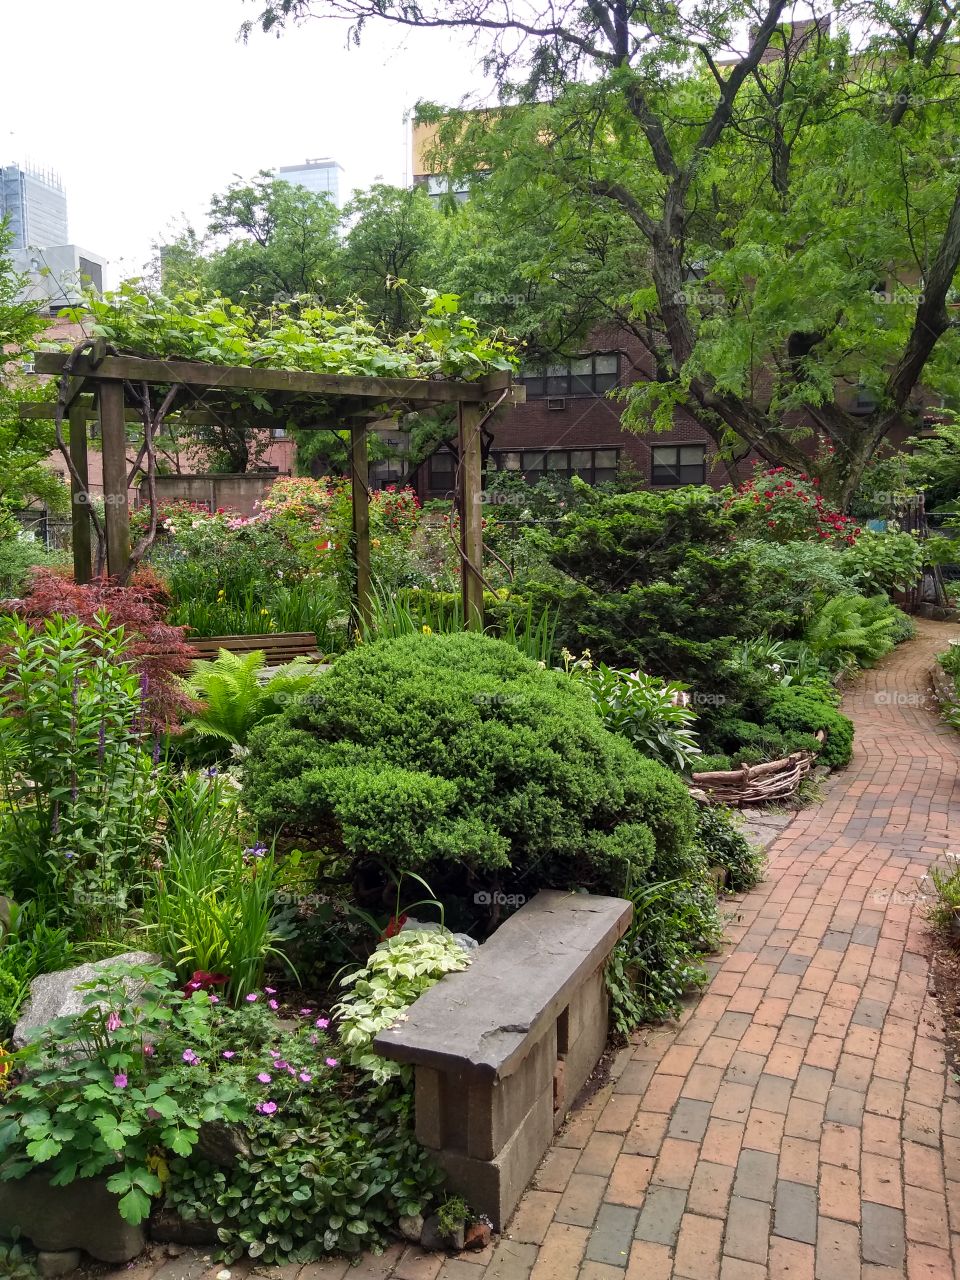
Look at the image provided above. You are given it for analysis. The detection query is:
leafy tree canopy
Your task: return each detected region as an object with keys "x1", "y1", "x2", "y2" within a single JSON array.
[{"x1": 242, "y1": 1, "x2": 960, "y2": 506}]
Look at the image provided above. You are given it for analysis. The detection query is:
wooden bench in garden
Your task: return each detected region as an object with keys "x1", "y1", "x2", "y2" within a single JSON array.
[
  {"x1": 373, "y1": 890, "x2": 631, "y2": 1229},
  {"x1": 187, "y1": 632, "x2": 323, "y2": 665}
]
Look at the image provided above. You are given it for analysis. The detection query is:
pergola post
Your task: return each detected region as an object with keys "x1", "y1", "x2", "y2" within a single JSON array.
[
  {"x1": 98, "y1": 381, "x2": 130, "y2": 580},
  {"x1": 458, "y1": 402, "x2": 485, "y2": 631},
  {"x1": 350, "y1": 418, "x2": 373, "y2": 630},
  {"x1": 68, "y1": 401, "x2": 93, "y2": 584}
]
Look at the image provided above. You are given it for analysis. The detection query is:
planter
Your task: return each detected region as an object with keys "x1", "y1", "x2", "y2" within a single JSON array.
[
  {"x1": 689, "y1": 732, "x2": 825, "y2": 807},
  {"x1": 0, "y1": 1170, "x2": 145, "y2": 1263},
  {"x1": 950, "y1": 909, "x2": 960, "y2": 946}
]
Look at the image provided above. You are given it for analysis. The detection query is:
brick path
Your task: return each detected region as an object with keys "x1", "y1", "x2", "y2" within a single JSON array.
[{"x1": 104, "y1": 619, "x2": 960, "y2": 1280}]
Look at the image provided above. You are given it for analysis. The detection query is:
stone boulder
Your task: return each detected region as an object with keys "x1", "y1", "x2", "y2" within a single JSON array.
[
  {"x1": 13, "y1": 951, "x2": 162, "y2": 1050},
  {"x1": 0, "y1": 1170, "x2": 145, "y2": 1262}
]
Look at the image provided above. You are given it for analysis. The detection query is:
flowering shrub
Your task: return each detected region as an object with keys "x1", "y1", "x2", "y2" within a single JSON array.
[
  {"x1": 841, "y1": 529, "x2": 923, "y2": 594},
  {"x1": 729, "y1": 468, "x2": 861, "y2": 544}
]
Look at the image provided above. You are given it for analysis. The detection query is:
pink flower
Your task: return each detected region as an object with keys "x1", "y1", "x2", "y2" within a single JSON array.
[
  {"x1": 245, "y1": 993, "x2": 258, "y2": 1003},
  {"x1": 299, "y1": 1008, "x2": 312, "y2": 1016},
  {"x1": 265, "y1": 987, "x2": 276, "y2": 995},
  {"x1": 325, "y1": 1057, "x2": 338, "y2": 1068},
  {"x1": 222, "y1": 1051, "x2": 235, "y2": 1059},
  {"x1": 256, "y1": 1101, "x2": 277, "y2": 1115},
  {"x1": 315, "y1": 1017, "x2": 330, "y2": 1029},
  {"x1": 106, "y1": 1012, "x2": 121, "y2": 1032},
  {"x1": 299, "y1": 1071, "x2": 312, "y2": 1082},
  {"x1": 268, "y1": 1000, "x2": 279, "y2": 1011},
  {"x1": 183, "y1": 1049, "x2": 199, "y2": 1065},
  {"x1": 257, "y1": 1072, "x2": 272, "y2": 1083},
  {"x1": 113, "y1": 1073, "x2": 128, "y2": 1089},
  {"x1": 209, "y1": 994, "x2": 220, "y2": 1005},
  {"x1": 143, "y1": 1043, "x2": 155, "y2": 1057}
]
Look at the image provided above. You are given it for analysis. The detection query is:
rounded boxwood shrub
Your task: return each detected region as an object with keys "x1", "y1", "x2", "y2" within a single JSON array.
[
  {"x1": 244, "y1": 632, "x2": 704, "y2": 908},
  {"x1": 764, "y1": 686, "x2": 854, "y2": 768}
]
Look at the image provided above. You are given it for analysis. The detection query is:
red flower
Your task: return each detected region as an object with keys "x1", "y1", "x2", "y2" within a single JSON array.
[
  {"x1": 381, "y1": 914, "x2": 408, "y2": 940},
  {"x1": 183, "y1": 970, "x2": 228, "y2": 995}
]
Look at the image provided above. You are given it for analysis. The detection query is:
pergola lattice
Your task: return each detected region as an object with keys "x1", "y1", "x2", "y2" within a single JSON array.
[{"x1": 29, "y1": 349, "x2": 524, "y2": 628}]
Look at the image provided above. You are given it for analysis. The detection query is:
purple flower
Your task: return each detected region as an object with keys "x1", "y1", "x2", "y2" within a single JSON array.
[
  {"x1": 299, "y1": 1071, "x2": 312, "y2": 1082},
  {"x1": 257, "y1": 1072, "x2": 272, "y2": 1083},
  {"x1": 182, "y1": 1049, "x2": 199, "y2": 1065},
  {"x1": 315, "y1": 1017, "x2": 330, "y2": 1029},
  {"x1": 106, "y1": 1012, "x2": 121, "y2": 1032},
  {"x1": 268, "y1": 1000, "x2": 279, "y2": 1011},
  {"x1": 325, "y1": 1057, "x2": 338, "y2": 1068},
  {"x1": 143, "y1": 1043, "x2": 155, "y2": 1057},
  {"x1": 268, "y1": 1049, "x2": 280, "y2": 1059},
  {"x1": 204, "y1": 766, "x2": 218, "y2": 778},
  {"x1": 209, "y1": 994, "x2": 220, "y2": 1004},
  {"x1": 114, "y1": 1073, "x2": 128, "y2": 1089},
  {"x1": 222, "y1": 1051, "x2": 235, "y2": 1059},
  {"x1": 298, "y1": 1008, "x2": 312, "y2": 1016},
  {"x1": 265, "y1": 987, "x2": 276, "y2": 995},
  {"x1": 245, "y1": 993, "x2": 258, "y2": 1003},
  {"x1": 151, "y1": 738, "x2": 162, "y2": 766},
  {"x1": 256, "y1": 1100, "x2": 277, "y2": 1115}
]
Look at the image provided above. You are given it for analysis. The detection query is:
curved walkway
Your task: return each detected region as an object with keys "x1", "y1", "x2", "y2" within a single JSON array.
[
  {"x1": 108, "y1": 621, "x2": 960, "y2": 1280},
  {"x1": 485, "y1": 618, "x2": 960, "y2": 1280}
]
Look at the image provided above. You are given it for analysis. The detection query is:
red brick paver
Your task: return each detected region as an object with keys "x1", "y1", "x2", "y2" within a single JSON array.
[{"x1": 102, "y1": 621, "x2": 960, "y2": 1280}]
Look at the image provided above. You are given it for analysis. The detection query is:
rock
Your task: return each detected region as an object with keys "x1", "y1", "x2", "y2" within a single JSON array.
[
  {"x1": 420, "y1": 1214, "x2": 446, "y2": 1252},
  {"x1": 401, "y1": 918, "x2": 479, "y2": 953},
  {"x1": 195, "y1": 1119, "x2": 252, "y2": 1168},
  {"x1": 149, "y1": 1205, "x2": 220, "y2": 1246},
  {"x1": 166, "y1": 1243, "x2": 183, "y2": 1257},
  {"x1": 0, "y1": 1170, "x2": 146, "y2": 1263},
  {"x1": 0, "y1": 896, "x2": 12, "y2": 938},
  {"x1": 398, "y1": 1213, "x2": 424, "y2": 1243},
  {"x1": 448, "y1": 1223, "x2": 466, "y2": 1251},
  {"x1": 463, "y1": 1222, "x2": 492, "y2": 1251},
  {"x1": 13, "y1": 951, "x2": 162, "y2": 1051},
  {"x1": 37, "y1": 1251, "x2": 82, "y2": 1278}
]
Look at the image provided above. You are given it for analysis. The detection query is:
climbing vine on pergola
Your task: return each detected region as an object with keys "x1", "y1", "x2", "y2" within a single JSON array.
[{"x1": 24, "y1": 289, "x2": 522, "y2": 627}]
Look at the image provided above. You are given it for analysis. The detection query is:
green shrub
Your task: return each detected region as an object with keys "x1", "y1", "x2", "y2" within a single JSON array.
[
  {"x1": 887, "y1": 607, "x2": 917, "y2": 646},
  {"x1": 693, "y1": 753, "x2": 733, "y2": 773},
  {"x1": 694, "y1": 805, "x2": 765, "y2": 893},
  {"x1": 0, "y1": 904, "x2": 77, "y2": 1041},
  {"x1": 841, "y1": 530, "x2": 923, "y2": 595},
  {"x1": 764, "y1": 686, "x2": 854, "y2": 768},
  {"x1": 244, "y1": 632, "x2": 700, "y2": 902}
]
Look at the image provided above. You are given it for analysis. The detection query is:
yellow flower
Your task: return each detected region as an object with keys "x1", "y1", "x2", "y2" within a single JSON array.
[
  {"x1": 422, "y1": 624, "x2": 432, "y2": 635},
  {"x1": 260, "y1": 608, "x2": 270, "y2": 616},
  {"x1": 372, "y1": 538, "x2": 381, "y2": 548}
]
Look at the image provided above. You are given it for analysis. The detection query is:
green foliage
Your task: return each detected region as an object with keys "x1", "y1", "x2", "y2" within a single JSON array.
[
  {"x1": 764, "y1": 686, "x2": 854, "y2": 770},
  {"x1": 0, "y1": 525, "x2": 60, "y2": 598},
  {"x1": 333, "y1": 929, "x2": 470, "y2": 1082},
  {"x1": 180, "y1": 650, "x2": 321, "y2": 757},
  {"x1": 0, "y1": 903, "x2": 78, "y2": 1041},
  {"x1": 436, "y1": 1195, "x2": 471, "y2": 1238},
  {"x1": 803, "y1": 593, "x2": 900, "y2": 673},
  {"x1": 564, "y1": 656, "x2": 702, "y2": 772},
  {"x1": 0, "y1": 964, "x2": 249, "y2": 1224},
  {"x1": 694, "y1": 805, "x2": 764, "y2": 894},
  {"x1": 737, "y1": 540, "x2": 848, "y2": 628},
  {"x1": 842, "y1": 531, "x2": 923, "y2": 595},
  {"x1": 0, "y1": 615, "x2": 160, "y2": 938},
  {"x1": 0, "y1": 1235, "x2": 38, "y2": 1280},
  {"x1": 143, "y1": 773, "x2": 291, "y2": 1002},
  {"x1": 243, "y1": 632, "x2": 700, "y2": 903}
]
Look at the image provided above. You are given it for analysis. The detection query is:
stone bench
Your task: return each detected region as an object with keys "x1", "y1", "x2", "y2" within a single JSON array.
[{"x1": 373, "y1": 889, "x2": 631, "y2": 1228}]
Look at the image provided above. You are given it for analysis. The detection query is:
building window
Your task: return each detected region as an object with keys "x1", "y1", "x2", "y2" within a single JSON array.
[
  {"x1": 520, "y1": 353, "x2": 619, "y2": 397},
  {"x1": 428, "y1": 449, "x2": 456, "y2": 491},
  {"x1": 489, "y1": 448, "x2": 619, "y2": 485},
  {"x1": 650, "y1": 444, "x2": 707, "y2": 486}
]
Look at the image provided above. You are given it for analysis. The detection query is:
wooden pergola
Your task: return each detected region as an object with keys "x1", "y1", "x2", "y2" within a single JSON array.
[{"x1": 30, "y1": 349, "x2": 524, "y2": 629}]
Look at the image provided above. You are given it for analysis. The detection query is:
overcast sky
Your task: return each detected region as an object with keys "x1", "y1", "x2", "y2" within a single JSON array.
[{"x1": 1, "y1": 0, "x2": 489, "y2": 283}]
